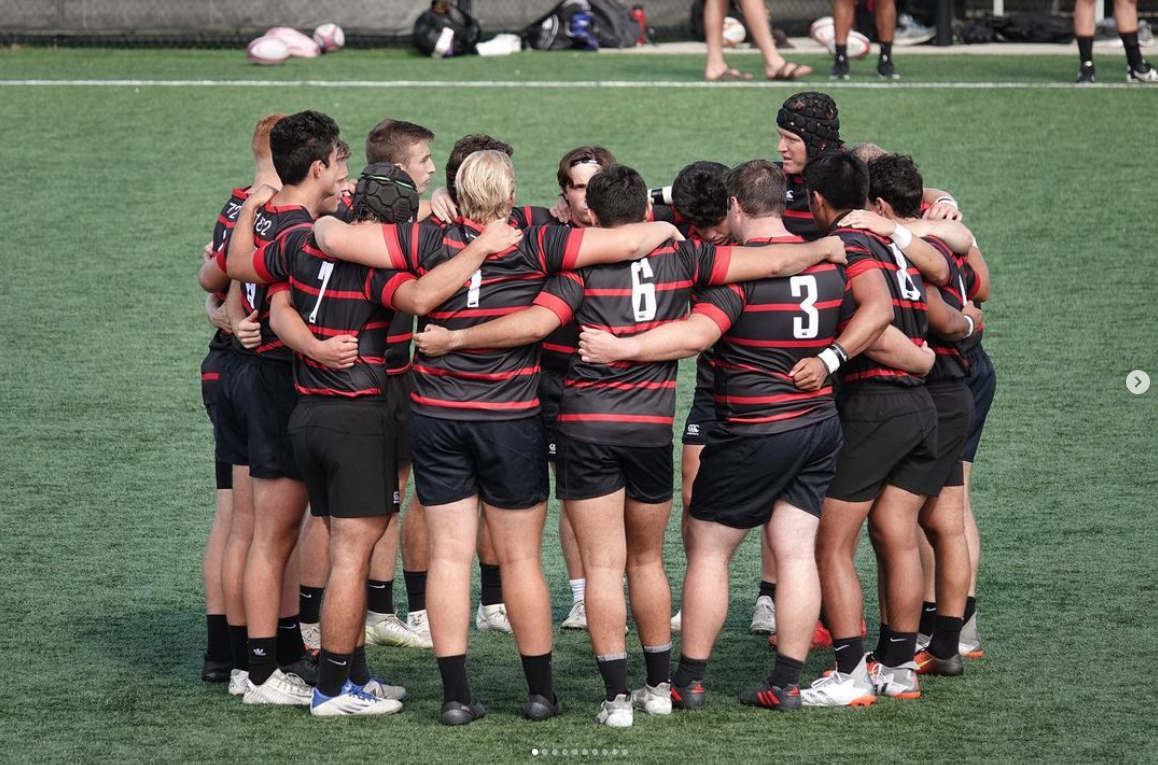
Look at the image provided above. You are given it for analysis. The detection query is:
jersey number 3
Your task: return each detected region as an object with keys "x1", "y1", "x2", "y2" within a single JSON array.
[{"x1": 790, "y1": 274, "x2": 819, "y2": 339}]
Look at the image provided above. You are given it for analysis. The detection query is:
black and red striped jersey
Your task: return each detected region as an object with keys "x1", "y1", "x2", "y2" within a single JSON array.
[
  {"x1": 691, "y1": 236, "x2": 851, "y2": 435},
  {"x1": 956, "y1": 253, "x2": 985, "y2": 354},
  {"x1": 924, "y1": 236, "x2": 974, "y2": 381},
  {"x1": 833, "y1": 221, "x2": 929, "y2": 387},
  {"x1": 781, "y1": 168, "x2": 821, "y2": 242},
  {"x1": 206, "y1": 187, "x2": 249, "y2": 353},
  {"x1": 510, "y1": 205, "x2": 555, "y2": 230},
  {"x1": 384, "y1": 218, "x2": 585, "y2": 421},
  {"x1": 254, "y1": 226, "x2": 415, "y2": 397},
  {"x1": 534, "y1": 238, "x2": 733, "y2": 447}
]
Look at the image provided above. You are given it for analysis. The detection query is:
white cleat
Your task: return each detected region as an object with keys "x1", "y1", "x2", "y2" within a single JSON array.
[
  {"x1": 749, "y1": 595, "x2": 777, "y2": 634},
  {"x1": 959, "y1": 612, "x2": 984, "y2": 659},
  {"x1": 671, "y1": 610, "x2": 681, "y2": 633},
  {"x1": 871, "y1": 660, "x2": 921, "y2": 700},
  {"x1": 366, "y1": 613, "x2": 427, "y2": 648},
  {"x1": 1127, "y1": 63, "x2": 1158, "y2": 83},
  {"x1": 562, "y1": 600, "x2": 588, "y2": 630},
  {"x1": 801, "y1": 654, "x2": 877, "y2": 707},
  {"x1": 310, "y1": 682, "x2": 403, "y2": 717},
  {"x1": 476, "y1": 603, "x2": 513, "y2": 633},
  {"x1": 630, "y1": 683, "x2": 672, "y2": 715},
  {"x1": 300, "y1": 622, "x2": 321, "y2": 652},
  {"x1": 228, "y1": 669, "x2": 250, "y2": 697},
  {"x1": 363, "y1": 675, "x2": 407, "y2": 701},
  {"x1": 242, "y1": 669, "x2": 313, "y2": 706},
  {"x1": 596, "y1": 694, "x2": 634, "y2": 728},
  {"x1": 406, "y1": 610, "x2": 435, "y2": 649}
]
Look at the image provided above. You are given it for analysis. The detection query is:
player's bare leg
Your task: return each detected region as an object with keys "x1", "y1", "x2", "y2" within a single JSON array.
[
  {"x1": 737, "y1": 0, "x2": 812, "y2": 79},
  {"x1": 752, "y1": 528, "x2": 778, "y2": 634},
  {"x1": 624, "y1": 495, "x2": 674, "y2": 713},
  {"x1": 222, "y1": 466, "x2": 253, "y2": 683},
  {"x1": 817, "y1": 496, "x2": 873, "y2": 672},
  {"x1": 831, "y1": 0, "x2": 857, "y2": 79},
  {"x1": 916, "y1": 485, "x2": 968, "y2": 673},
  {"x1": 475, "y1": 511, "x2": 510, "y2": 632},
  {"x1": 401, "y1": 495, "x2": 432, "y2": 642},
  {"x1": 703, "y1": 0, "x2": 751, "y2": 81},
  {"x1": 559, "y1": 506, "x2": 588, "y2": 629},
  {"x1": 962, "y1": 462, "x2": 980, "y2": 597},
  {"x1": 672, "y1": 443, "x2": 706, "y2": 631},
  {"x1": 201, "y1": 486, "x2": 232, "y2": 680},
  {"x1": 296, "y1": 512, "x2": 327, "y2": 649},
  {"x1": 566, "y1": 492, "x2": 629, "y2": 657},
  {"x1": 867, "y1": 485, "x2": 926, "y2": 674}
]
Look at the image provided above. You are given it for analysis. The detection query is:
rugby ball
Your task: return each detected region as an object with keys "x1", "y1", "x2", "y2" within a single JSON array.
[
  {"x1": 809, "y1": 16, "x2": 836, "y2": 48},
  {"x1": 722, "y1": 16, "x2": 747, "y2": 48},
  {"x1": 247, "y1": 36, "x2": 290, "y2": 66},
  {"x1": 844, "y1": 30, "x2": 871, "y2": 60},
  {"x1": 313, "y1": 23, "x2": 345, "y2": 53},
  {"x1": 266, "y1": 26, "x2": 321, "y2": 58}
]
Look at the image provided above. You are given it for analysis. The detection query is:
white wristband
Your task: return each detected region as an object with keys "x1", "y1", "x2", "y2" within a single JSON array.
[
  {"x1": 818, "y1": 348, "x2": 841, "y2": 374},
  {"x1": 963, "y1": 314, "x2": 975, "y2": 338},
  {"x1": 891, "y1": 223, "x2": 913, "y2": 251},
  {"x1": 934, "y1": 196, "x2": 958, "y2": 208}
]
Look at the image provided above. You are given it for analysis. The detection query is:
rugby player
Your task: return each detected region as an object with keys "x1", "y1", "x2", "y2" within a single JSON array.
[
  {"x1": 1075, "y1": 0, "x2": 1158, "y2": 83},
  {"x1": 831, "y1": 0, "x2": 899, "y2": 80}
]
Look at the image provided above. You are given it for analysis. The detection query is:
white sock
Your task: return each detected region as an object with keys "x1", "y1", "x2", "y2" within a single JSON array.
[{"x1": 569, "y1": 578, "x2": 586, "y2": 605}]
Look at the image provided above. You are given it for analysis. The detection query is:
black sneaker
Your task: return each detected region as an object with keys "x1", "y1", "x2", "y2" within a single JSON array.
[
  {"x1": 739, "y1": 682, "x2": 802, "y2": 712},
  {"x1": 1127, "y1": 62, "x2": 1158, "y2": 83},
  {"x1": 201, "y1": 654, "x2": 232, "y2": 683},
  {"x1": 1076, "y1": 64, "x2": 1096, "y2": 84},
  {"x1": 670, "y1": 680, "x2": 706, "y2": 711},
  {"x1": 830, "y1": 56, "x2": 850, "y2": 80},
  {"x1": 441, "y1": 698, "x2": 487, "y2": 726},
  {"x1": 524, "y1": 693, "x2": 563, "y2": 721},
  {"x1": 279, "y1": 652, "x2": 318, "y2": 686},
  {"x1": 877, "y1": 56, "x2": 900, "y2": 80}
]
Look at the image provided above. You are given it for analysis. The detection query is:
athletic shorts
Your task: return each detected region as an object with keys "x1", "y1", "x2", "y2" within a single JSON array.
[
  {"x1": 926, "y1": 380, "x2": 975, "y2": 491},
  {"x1": 556, "y1": 434, "x2": 673, "y2": 504},
  {"x1": 200, "y1": 347, "x2": 231, "y2": 409},
  {"x1": 386, "y1": 371, "x2": 414, "y2": 464},
  {"x1": 681, "y1": 382, "x2": 718, "y2": 447},
  {"x1": 409, "y1": 413, "x2": 549, "y2": 510},
  {"x1": 689, "y1": 416, "x2": 843, "y2": 527},
  {"x1": 537, "y1": 370, "x2": 564, "y2": 462},
  {"x1": 962, "y1": 346, "x2": 996, "y2": 463},
  {"x1": 826, "y1": 383, "x2": 939, "y2": 503},
  {"x1": 288, "y1": 398, "x2": 400, "y2": 519},
  {"x1": 215, "y1": 353, "x2": 301, "y2": 480}
]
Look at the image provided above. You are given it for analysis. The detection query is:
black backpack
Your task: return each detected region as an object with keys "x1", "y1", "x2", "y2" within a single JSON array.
[
  {"x1": 413, "y1": 1, "x2": 481, "y2": 57},
  {"x1": 523, "y1": 0, "x2": 638, "y2": 51}
]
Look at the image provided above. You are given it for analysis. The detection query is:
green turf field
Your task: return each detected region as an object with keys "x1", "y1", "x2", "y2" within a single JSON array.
[{"x1": 2, "y1": 47, "x2": 1156, "y2": 764}]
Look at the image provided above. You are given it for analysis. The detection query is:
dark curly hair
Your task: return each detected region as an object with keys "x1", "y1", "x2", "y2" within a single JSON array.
[
  {"x1": 671, "y1": 161, "x2": 729, "y2": 229},
  {"x1": 867, "y1": 153, "x2": 924, "y2": 219},
  {"x1": 269, "y1": 110, "x2": 341, "y2": 186}
]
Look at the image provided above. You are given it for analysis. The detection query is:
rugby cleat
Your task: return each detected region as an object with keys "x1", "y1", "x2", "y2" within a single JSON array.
[
  {"x1": 871, "y1": 661, "x2": 921, "y2": 700},
  {"x1": 877, "y1": 56, "x2": 900, "y2": 80},
  {"x1": 242, "y1": 669, "x2": 313, "y2": 706},
  {"x1": 749, "y1": 595, "x2": 777, "y2": 634},
  {"x1": 914, "y1": 650, "x2": 965, "y2": 676},
  {"x1": 363, "y1": 675, "x2": 408, "y2": 701},
  {"x1": 959, "y1": 612, "x2": 984, "y2": 659},
  {"x1": 670, "y1": 610, "x2": 682, "y2": 633},
  {"x1": 561, "y1": 600, "x2": 588, "y2": 630},
  {"x1": 1127, "y1": 63, "x2": 1158, "y2": 83},
  {"x1": 440, "y1": 699, "x2": 487, "y2": 726},
  {"x1": 525, "y1": 693, "x2": 563, "y2": 721},
  {"x1": 596, "y1": 695, "x2": 634, "y2": 728},
  {"x1": 801, "y1": 654, "x2": 877, "y2": 707},
  {"x1": 280, "y1": 652, "x2": 318, "y2": 686},
  {"x1": 299, "y1": 621, "x2": 321, "y2": 652},
  {"x1": 476, "y1": 603, "x2": 513, "y2": 633},
  {"x1": 739, "y1": 682, "x2": 801, "y2": 712},
  {"x1": 830, "y1": 56, "x2": 850, "y2": 80},
  {"x1": 202, "y1": 654, "x2": 232, "y2": 684},
  {"x1": 631, "y1": 682, "x2": 672, "y2": 715},
  {"x1": 366, "y1": 614, "x2": 427, "y2": 648},
  {"x1": 916, "y1": 632, "x2": 932, "y2": 653},
  {"x1": 1076, "y1": 64, "x2": 1096, "y2": 85},
  {"x1": 406, "y1": 610, "x2": 434, "y2": 649},
  {"x1": 228, "y1": 669, "x2": 250, "y2": 696},
  {"x1": 310, "y1": 681, "x2": 403, "y2": 717},
  {"x1": 670, "y1": 680, "x2": 706, "y2": 711}
]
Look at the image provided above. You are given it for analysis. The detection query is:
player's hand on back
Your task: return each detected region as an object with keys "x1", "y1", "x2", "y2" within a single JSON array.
[
  {"x1": 964, "y1": 302, "x2": 983, "y2": 327},
  {"x1": 414, "y1": 324, "x2": 457, "y2": 358},
  {"x1": 924, "y1": 201, "x2": 963, "y2": 221},
  {"x1": 202, "y1": 242, "x2": 216, "y2": 263},
  {"x1": 578, "y1": 326, "x2": 635, "y2": 364},
  {"x1": 819, "y1": 236, "x2": 848, "y2": 265},
  {"x1": 839, "y1": 210, "x2": 895, "y2": 238},
  {"x1": 207, "y1": 296, "x2": 232, "y2": 335},
  {"x1": 549, "y1": 195, "x2": 572, "y2": 224},
  {"x1": 236, "y1": 310, "x2": 262, "y2": 349},
  {"x1": 312, "y1": 335, "x2": 359, "y2": 369},
  {"x1": 789, "y1": 356, "x2": 828, "y2": 391},
  {"x1": 915, "y1": 341, "x2": 936, "y2": 375},
  {"x1": 430, "y1": 187, "x2": 459, "y2": 223},
  {"x1": 475, "y1": 219, "x2": 522, "y2": 254},
  {"x1": 246, "y1": 184, "x2": 278, "y2": 208}
]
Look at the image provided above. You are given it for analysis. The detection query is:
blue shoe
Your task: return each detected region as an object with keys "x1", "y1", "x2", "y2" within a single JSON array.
[{"x1": 310, "y1": 681, "x2": 403, "y2": 717}]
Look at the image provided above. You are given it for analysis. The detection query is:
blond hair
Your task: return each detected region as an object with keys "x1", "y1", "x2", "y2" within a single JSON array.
[
  {"x1": 455, "y1": 150, "x2": 516, "y2": 223},
  {"x1": 850, "y1": 142, "x2": 886, "y2": 163}
]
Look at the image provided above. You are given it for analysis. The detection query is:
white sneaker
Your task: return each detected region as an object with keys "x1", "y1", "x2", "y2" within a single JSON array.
[
  {"x1": 871, "y1": 660, "x2": 921, "y2": 700},
  {"x1": 476, "y1": 603, "x2": 513, "y2": 633},
  {"x1": 310, "y1": 682, "x2": 403, "y2": 717},
  {"x1": 366, "y1": 613, "x2": 426, "y2": 648},
  {"x1": 596, "y1": 694, "x2": 634, "y2": 728},
  {"x1": 749, "y1": 595, "x2": 777, "y2": 634},
  {"x1": 959, "y1": 611, "x2": 984, "y2": 658},
  {"x1": 406, "y1": 610, "x2": 435, "y2": 649},
  {"x1": 1127, "y1": 63, "x2": 1158, "y2": 83},
  {"x1": 916, "y1": 632, "x2": 932, "y2": 653},
  {"x1": 630, "y1": 683, "x2": 672, "y2": 715},
  {"x1": 670, "y1": 610, "x2": 681, "y2": 633},
  {"x1": 363, "y1": 675, "x2": 407, "y2": 701},
  {"x1": 561, "y1": 600, "x2": 588, "y2": 630},
  {"x1": 242, "y1": 669, "x2": 312, "y2": 706},
  {"x1": 801, "y1": 654, "x2": 877, "y2": 707},
  {"x1": 300, "y1": 622, "x2": 321, "y2": 652},
  {"x1": 228, "y1": 669, "x2": 249, "y2": 696}
]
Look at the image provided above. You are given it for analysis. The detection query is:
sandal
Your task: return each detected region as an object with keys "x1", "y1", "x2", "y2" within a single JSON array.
[
  {"x1": 768, "y1": 61, "x2": 813, "y2": 81},
  {"x1": 706, "y1": 67, "x2": 754, "y2": 82}
]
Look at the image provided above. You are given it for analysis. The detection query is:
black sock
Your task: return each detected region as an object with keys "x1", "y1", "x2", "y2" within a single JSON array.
[
  {"x1": 596, "y1": 654, "x2": 629, "y2": 701},
  {"x1": 758, "y1": 580, "x2": 777, "y2": 601},
  {"x1": 642, "y1": 643, "x2": 672, "y2": 688},
  {"x1": 882, "y1": 631, "x2": 917, "y2": 667},
  {"x1": 1121, "y1": 30, "x2": 1144, "y2": 70},
  {"x1": 247, "y1": 636, "x2": 278, "y2": 685},
  {"x1": 768, "y1": 654, "x2": 805, "y2": 689},
  {"x1": 929, "y1": 615, "x2": 964, "y2": 659},
  {"x1": 1077, "y1": 35, "x2": 1095, "y2": 67},
  {"x1": 367, "y1": 579, "x2": 394, "y2": 615},
  {"x1": 228, "y1": 625, "x2": 248, "y2": 671},
  {"x1": 919, "y1": 602, "x2": 938, "y2": 636},
  {"x1": 520, "y1": 652, "x2": 555, "y2": 702},
  {"x1": 964, "y1": 596, "x2": 977, "y2": 623},
  {"x1": 206, "y1": 614, "x2": 232, "y2": 662},
  {"x1": 673, "y1": 655, "x2": 708, "y2": 688},
  {"x1": 299, "y1": 585, "x2": 324, "y2": 623},
  {"x1": 349, "y1": 645, "x2": 372, "y2": 685},
  {"x1": 874, "y1": 624, "x2": 891, "y2": 661},
  {"x1": 438, "y1": 654, "x2": 471, "y2": 704},
  {"x1": 479, "y1": 563, "x2": 503, "y2": 607},
  {"x1": 833, "y1": 637, "x2": 864, "y2": 675},
  {"x1": 835, "y1": 44, "x2": 848, "y2": 63},
  {"x1": 404, "y1": 569, "x2": 428, "y2": 613},
  {"x1": 880, "y1": 41, "x2": 893, "y2": 61},
  {"x1": 318, "y1": 649, "x2": 351, "y2": 697},
  {"x1": 276, "y1": 616, "x2": 306, "y2": 664}
]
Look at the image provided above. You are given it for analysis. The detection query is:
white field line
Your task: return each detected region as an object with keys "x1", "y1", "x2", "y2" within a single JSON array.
[{"x1": 0, "y1": 78, "x2": 1151, "y2": 90}]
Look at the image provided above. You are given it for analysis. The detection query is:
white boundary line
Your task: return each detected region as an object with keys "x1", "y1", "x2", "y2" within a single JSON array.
[{"x1": 0, "y1": 78, "x2": 1150, "y2": 90}]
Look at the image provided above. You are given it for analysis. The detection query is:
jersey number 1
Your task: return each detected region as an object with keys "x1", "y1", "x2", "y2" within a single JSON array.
[{"x1": 308, "y1": 262, "x2": 335, "y2": 324}]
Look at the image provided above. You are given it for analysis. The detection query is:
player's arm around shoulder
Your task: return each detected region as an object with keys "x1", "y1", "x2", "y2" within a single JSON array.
[
  {"x1": 571, "y1": 221, "x2": 684, "y2": 267},
  {"x1": 269, "y1": 289, "x2": 357, "y2": 370},
  {"x1": 225, "y1": 185, "x2": 277, "y2": 283},
  {"x1": 713, "y1": 236, "x2": 846, "y2": 284},
  {"x1": 313, "y1": 217, "x2": 404, "y2": 269}
]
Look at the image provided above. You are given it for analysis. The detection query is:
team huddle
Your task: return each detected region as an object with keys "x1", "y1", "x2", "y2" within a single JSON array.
[{"x1": 194, "y1": 91, "x2": 996, "y2": 726}]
